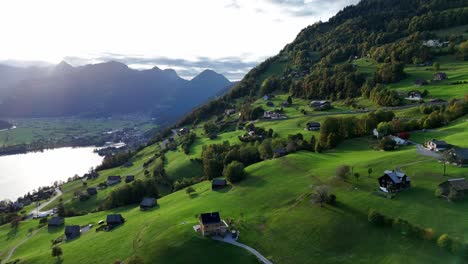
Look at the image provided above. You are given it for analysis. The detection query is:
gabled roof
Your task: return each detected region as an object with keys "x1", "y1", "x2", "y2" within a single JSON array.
[
  {"x1": 428, "y1": 139, "x2": 449, "y2": 146},
  {"x1": 65, "y1": 225, "x2": 80, "y2": 236},
  {"x1": 451, "y1": 148, "x2": 468, "y2": 159},
  {"x1": 200, "y1": 212, "x2": 221, "y2": 224},
  {"x1": 87, "y1": 188, "x2": 97, "y2": 195},
  {"x1": 107, "y1": 214, "x2": 124, "y2": 223},
  {"x1": 440, "y1": 178, "x2": 468, "y2": 191},
  {"x1": 140, "y1": 197, "x2": 156, "y2": 207},
  {"x1": 48, "y1": 217, "x2": 64, "y2": 226},
  {"x1": 212, "y1": 179, "x2": 227, "y2": 186},
  {"x1": 383, "y1": 170, "x2": 409, "y2": 183},
  {"x1": 307, "y1": 122, "x2": 320, "y2": 127}
]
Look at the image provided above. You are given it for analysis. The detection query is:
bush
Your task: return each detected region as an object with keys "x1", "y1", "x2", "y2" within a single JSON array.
[
  {"x1": 378, "y1": 136, "x2": 396, "y2": 151},
  {"x1": 223, "y1": 161, "x2": 246, "y2": 183},
  {"x1": 336, "y1": 165, "x2": 350, "y2": 181},
  {"x1": 368, "y1": 209, "x2": 387, "y2": 226},
  {"x1": 437, "y1": 234, "x2": 451, "y2": 249}
]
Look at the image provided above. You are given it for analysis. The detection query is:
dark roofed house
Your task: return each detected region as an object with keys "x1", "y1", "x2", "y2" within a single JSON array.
[
  {"x1": 87, "y1": 188, "x2": 97, "y2": 196},
  {"x1": 125, "y1": 175, "x2": 135, "y2": 183},
  {"x1": 65, "y1": 225, "x2": 81, "y2": 240},
  {"x1": 408, "y1": 91, "x2": 422, "y2": 99},
  {"x1": 414, "y1": 79, "x2": 428, "y2": 86},
  {"x1": 438, "y1": 178, "x2": 468, "y2": 200},
  {"x1": 48, "y1": 217, "x2": 64, "y2": 228},
  {"x1": 306, "y1": 122, "x2": 321, "y2": 131},
  {"x1": 427, "y1": 139, "x2": 450, "y2": 151},
  {"x1": 212, "y1": 179, "x2": 228, "y2": 190},
  {"x1": 281, "y1": 101, "x2": 291, "y2": 108},
  {"x1": 178, "y1": 128, "x2": 190, "y2": 135},
  {"x1": 378, "y1": 170, "x2": 411, "y2": 193},
  {"x1": 199, "y1": 212, "x2": 227, "y2": 236},
  {"x1": 107, "y1": 176, "x2": 122, "y2": 186},
  {"x1": 310, "y1": 100, "x2": 331, "y2": 111},
  {"x1": 107, "y1": 214, "x2": 125, "y2": 228},
  {"x1": 273, "y1": 148, "x2": 287, "y2": 158},
  {"x1": 434, "y1": 72, "x2": 447, "y2": 81},
  {"x1": 447, "y1": 148, "x2": 468, "y2": 167},
  {"x1": 266, "y1": 101, "x2": 274, "y2": 107},
  {"x1": 140, "y1": 197, "x2": 157, "y2": 210}
]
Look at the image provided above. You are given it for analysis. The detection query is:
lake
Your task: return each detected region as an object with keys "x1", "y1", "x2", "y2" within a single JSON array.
[{"x1": 0, "y1": 147, "x2": 103, "y2": 200}]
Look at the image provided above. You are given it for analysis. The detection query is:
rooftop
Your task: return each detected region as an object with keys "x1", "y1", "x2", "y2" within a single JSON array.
[{"x1": 200, "y1": 212, "x2": 221, "y2": 224}]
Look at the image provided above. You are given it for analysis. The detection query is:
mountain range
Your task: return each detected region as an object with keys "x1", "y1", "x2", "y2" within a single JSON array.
[{"x1": 0, "y1": 61, "x2": 234, "y2": 121}]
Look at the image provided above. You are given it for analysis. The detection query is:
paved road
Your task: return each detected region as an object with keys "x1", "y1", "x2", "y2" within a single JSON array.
[
  {"x1": 29, "y1": 187, "x2": 63, "y2": 217},
  {"x1": 416, "y1": 144, "x2": 442, "y2": 158},
  {"x1": 213, "y1": 236, "x2": 273, "y2": 264},
  {"x1": 2, "y1": 227, "x2": 43, "y2": 264}
]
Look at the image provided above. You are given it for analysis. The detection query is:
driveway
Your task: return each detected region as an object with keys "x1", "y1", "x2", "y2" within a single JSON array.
[
  {"x1": 416, "y1": 144, "x2": 441, "y2": 158},
  {"x1": 213, "y1": 236, "x2": 273, "y2": 264},
  {"x1": 28, "y1": 187, "x2": 63, "y2": 217}
]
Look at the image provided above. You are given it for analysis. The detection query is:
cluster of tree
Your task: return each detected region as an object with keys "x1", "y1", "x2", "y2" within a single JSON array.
[
  {"x1": 96, "y1": 150, "x2": 133, "y2": 171},
  {"x1": 319, "y1": 110, "x2": 395, "y2": 149},
  {"x1": 362, "y1": 82, "x2": 402, "y2": 107},
  {"x1": 239, "y1": 124, "x2": 274, "y2": 142},
  {"x1": 373, "y1": 62, "x2": 406, "y2": 83},
  {"x1": 456, "y1": 40, "x2": 468, "y2": 61},
  {"x1": 223, "y1": 161, "x2": 246, "y2": 183},
  {"x1": 173, "y1": 177, "x2": 203, "y2": 191},
  {"x1": 408, "y1": 6, "x2": 468, "y2": 33},
  {"x1": 0, "y1": 212, "x2": 21, "y2": 226},
  {"x1": 239, "y1": 104, "x2": 264, "y2": 121},
  {"x1": 102, "y1": 179, "x2": 159, "y2": 209},
  {"x1": 180, "y1": 132, "x2": 196, "y2": 154},
  {"x1": 289, "y1": 63, "x2": 366, "y2": 100},
  {"x1": 368, "y1": 208, "x2": 466, "y2": 255},
  {"x1": 153, "y1": 155, "x2": 171, "y2": 186}
]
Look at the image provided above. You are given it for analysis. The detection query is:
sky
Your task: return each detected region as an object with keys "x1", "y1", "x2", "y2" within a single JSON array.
[{"x1": 0, "y1": 0, "x2": 359, "y2": 80}]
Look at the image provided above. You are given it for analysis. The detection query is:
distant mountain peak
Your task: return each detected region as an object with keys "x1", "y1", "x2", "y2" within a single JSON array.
[
  {"x1": 191, "y1": 69, "x2": 230, "y2": 84},
  {"x1": 152, "y1": 66, "x2": 162, "y2": 71},
  {"x1": 54, "y1": 60, "x2": 74, "y2": 74}
]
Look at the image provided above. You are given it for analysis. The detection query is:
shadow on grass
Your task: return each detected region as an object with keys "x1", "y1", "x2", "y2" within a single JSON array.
[
  {"x1": 212, "y1": 185, "x2": 233, "y2": 193},
  {"x1": 140, "y1": 204, "x2": 161, "y2": 212},
  {"x1": 6, "y1": 228, "x2": 18, "y2": 241}
]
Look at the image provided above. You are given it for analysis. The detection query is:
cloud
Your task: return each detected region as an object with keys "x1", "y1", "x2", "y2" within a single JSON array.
[
  {"x1": 265, "y1": 0, "x2": 358, "y2": 17},
  {"x1": 64, "y1": 53, "x2": 264, "y2": 81},
  {"x1": 225, "y1": 0, "x2": 241, "y2": 9}
]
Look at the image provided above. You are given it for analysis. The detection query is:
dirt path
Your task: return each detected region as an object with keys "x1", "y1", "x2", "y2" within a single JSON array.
[
  {"x1": 2, "y1": 228, "x2": 43, "y2": 264},
  {"x1": 213, "y1": 236, "x2": 273, "y2": 264},
  {"x1": 29, "y1": 187, "x2": 63, "y2": 216}
]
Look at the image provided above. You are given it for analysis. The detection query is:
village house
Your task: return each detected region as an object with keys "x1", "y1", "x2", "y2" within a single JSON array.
[
  {"x1": 310, "y1": 100, "x2": 331, "y2": 111},
  {"x1": 107, "y1": 176, "x2": 122, "y2": 186},
  {"x1": 178, "y1": 127, "x2": 190, "y2": 135},
  {"x1": 389, "y1": 136, "x2": 408, "y2": 146},
  {"x1": 198, "y1": 212, "x2": 228, "y2": 237},
  {"x1": 306, "y1": 122, "x2": 321, "y2": 131},
  {"x1": 281, "y1": 101, "x2": 291, "y2": 107},
  {"x1": 414, "y1": 79, "x2": 428, "y2": 87},
  {"x1": 263, "y1": 111, "x2": 285, "y2": 119},
  {"x1": 273, "y1": 148, "x2": 287, "y2": 158},
  {"x1": 140, "y1": 197, "x2": 157, "y2": 211},
  {"x1": 224, "y1": 109, "x2": 236, "y2": 116},
  {"x1": 107, "y1": 214, "x2": 125, "y2": 228},
  {"x1": 266, "y1": 101, "x2": 274, "y2": 107},
  {"x1": 438, "y1": 178, "x2": 468, "y2": 199},
  {"x1": 434, "y1": 72, "x2": 447, "y2": 81},
  {"x1": 378, "y1": 170, "x2": 411, "y2": 193},
  {"x1": 125, "y1": 175, "x2": 135, "y2": 183},
  {"x1": 87, "y1": 187, "x2": 97, "y2": 196},
  {"x1": 212, "y1": 179, "x2": 228, "y2": 190},
  {"x1": 407, "y1": 91, "x2": 422, "y2": 99},
  {"x1": 48, "y1": 217, "x2": 64, "y2": 228},
  {"x1": 446, "y1": 148, "x2": 468, "y2": 167},
  {"x1": 65, "y1": 225, "x2": 81, "y2": 240},
  {"x1": 427, "y1": 139, "x2": 450, "y2": 151},
  {"x1": 423, "y1": 39, "x2": 442, "y2": 48}
]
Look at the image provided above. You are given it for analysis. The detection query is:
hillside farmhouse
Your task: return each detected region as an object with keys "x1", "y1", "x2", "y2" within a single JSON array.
[
  {"x1": 212, "y1": 179, "x2": 227, "y2": 190},
  {"x1": 87, "y1": 188, "x2": 97, "y2": 196},
  {"x1": 107, "y1": 176, "x2": 122, "y2": 185},
  {"x1": 408, "y1": 91, "x2": 422, "y2": 99},
  {"x1": 447, "y1": 148, "x2": 468, "y2": 167},
  {"x1": 199, "y1": 212, "x2": 228, "y2": 237},
  {"x1": 378, "y1": 170, "x2": 411, "y2": 193},
  {"x1": 125, "y1": 175, "x2": 135, "y2": 183},
  {"x1": 306, "y1": 122, "x2": 321, "y2": 131},
  {"x1": 434, "y1": 72, "x2": 447, "y2": 81},
  {"x1": 107, "y1": 214, "x2": 125, "y2": 228},
  {"x1": 140, "y1": 197, "x2": 157, "y2": 210},
  {"x1": 310, "y1": 100, "x2": 331, "y2": 111},
  {"x1": 438, "y1": 178, "x2": 468, "y2": 199},
  {"x1": 427, "y1": 139, "x2": 450, "y2": 151},
  {"x1": 65, "y1": 225, "x2": 81, "y2": 240},
  {"x1": 414, "y1": 79, "x2": 428, "y2": 86}
]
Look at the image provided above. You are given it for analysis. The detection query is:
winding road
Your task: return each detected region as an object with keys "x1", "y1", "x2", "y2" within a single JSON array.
[
  {"x1": 2, "y1": 228, "x2": 44, "y2": 264},
  {"x1": 29, "y1": 187, "x2": 63, "y2": 217},
  {"x1": 213, "y1": 236, "x2": 273, "y2": 264}
]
